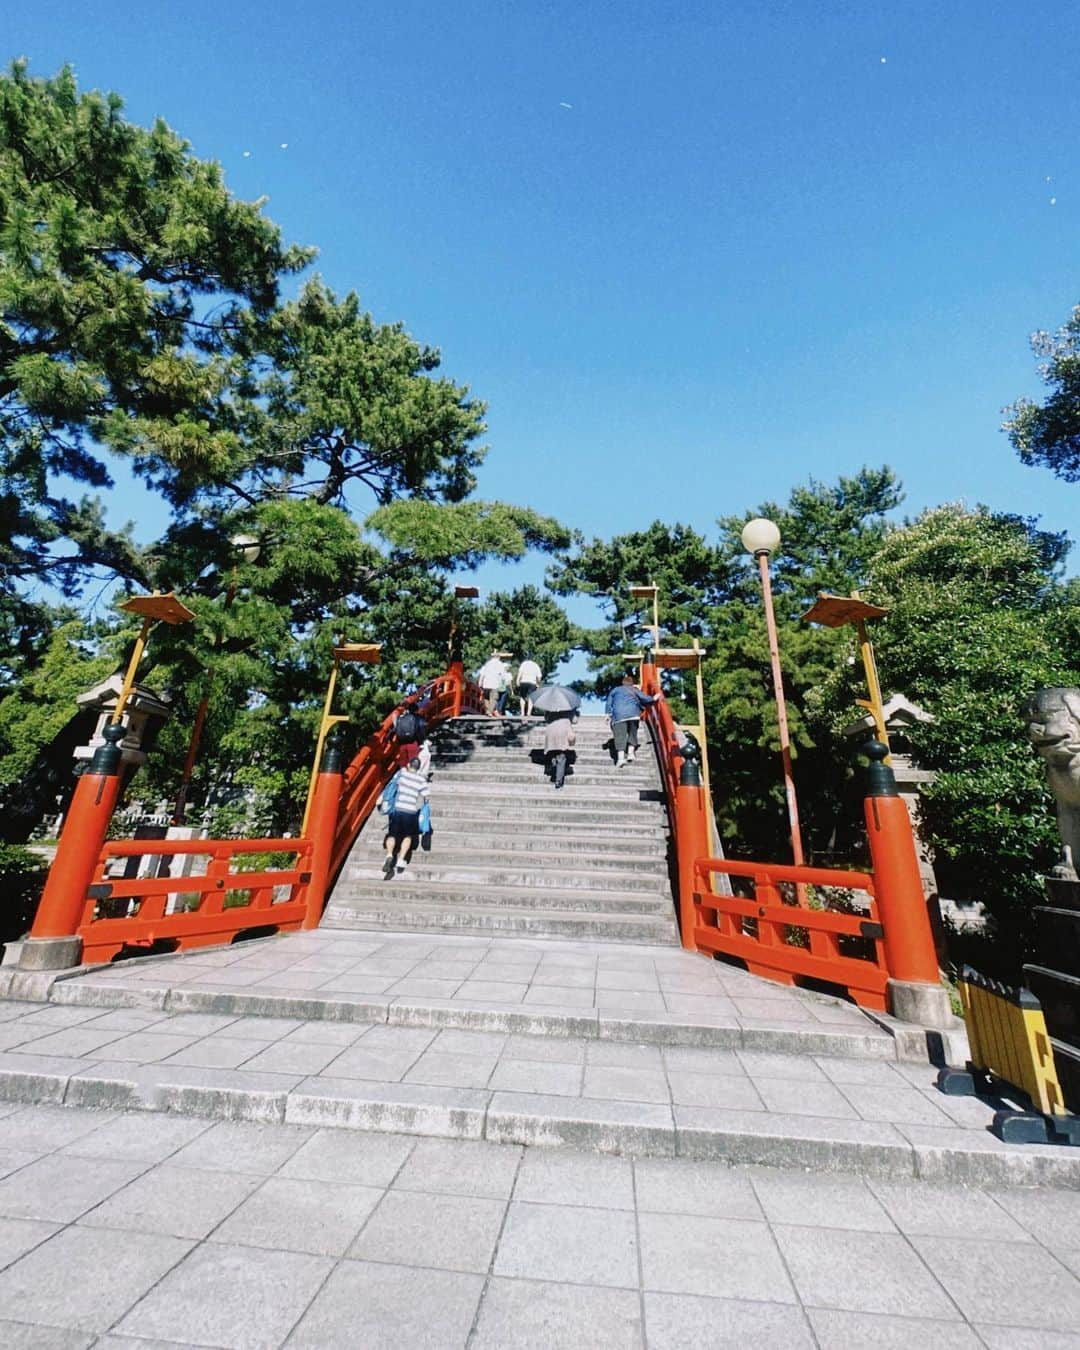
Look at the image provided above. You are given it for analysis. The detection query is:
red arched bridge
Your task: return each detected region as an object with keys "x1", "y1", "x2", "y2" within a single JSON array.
[{"x1": 20, "y1": 659, "x2": 945, "y2": 1024}]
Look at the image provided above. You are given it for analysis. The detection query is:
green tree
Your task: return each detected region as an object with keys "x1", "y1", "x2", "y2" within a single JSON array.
[
  {"x1": 708, "y1": 467, "x2": 903, "y2": 857},
  {"x1": 0, "y1": 59, "x2": 311, "y2": 598},
  {"x1": 0, "y1": 610, "x2": 117, "y2": 840},
  {"x1": 547, "y1": 521, "x2": 729, "y2": 711},
  {"x1": 0, "y1": 63, "x2": 572, "y2": 835},
  {"x1": 1004, "y1": 305, "x2": 1080, "y2": 481},
  {"x1": 816, "y1": 505, "x2": 1080, "y2": 976},
  {"x1": 550, "y1": 470, "x2": 903, "y2": 857},
  {"x1": 465, "y1": 586, "x2": 581, "y2": 679},
  {"x1": 135, "y1": 500, "x2": 570, "y2": 833}
]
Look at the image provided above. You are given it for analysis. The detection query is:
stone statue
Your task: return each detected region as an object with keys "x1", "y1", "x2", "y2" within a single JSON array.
[{"x1": 1024, "y1": 687, "x2": 1080, "y2": 879}]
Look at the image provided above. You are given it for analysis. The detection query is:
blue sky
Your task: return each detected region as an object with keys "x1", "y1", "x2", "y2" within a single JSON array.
[{"x1": 9, "y1": 1, "x2": 1079, "y2": 612}]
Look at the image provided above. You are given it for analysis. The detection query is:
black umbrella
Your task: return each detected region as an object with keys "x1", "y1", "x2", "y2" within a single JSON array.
[{"x1": 529, "y1": 684, "x2": 581, "y2": 713}]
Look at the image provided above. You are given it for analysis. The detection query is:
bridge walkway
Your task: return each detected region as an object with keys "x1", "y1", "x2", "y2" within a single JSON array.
[{"x1": 322, "y1": 714, "x2": 678, "y2": 945}]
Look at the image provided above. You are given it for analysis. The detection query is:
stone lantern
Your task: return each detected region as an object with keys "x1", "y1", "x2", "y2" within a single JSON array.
[{"x1": 73, "y1": 676, "x2": 173, "y2": 769}]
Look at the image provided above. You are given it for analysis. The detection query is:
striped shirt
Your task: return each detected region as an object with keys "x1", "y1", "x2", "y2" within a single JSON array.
[{"x1": 393, "y1": 768, "x2": 430, "y2": 815}]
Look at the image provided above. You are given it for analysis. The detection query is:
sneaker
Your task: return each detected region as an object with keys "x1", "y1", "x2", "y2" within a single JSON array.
[
  {"x1": 396, "y1": 860, "x2": 409, "y2": 874},
  {"x1": 616, "y1": 753, "x2": 626, "y2": 768},
  {"x1": 382, "y1": 856, "x2": 395, "y2": 879}
]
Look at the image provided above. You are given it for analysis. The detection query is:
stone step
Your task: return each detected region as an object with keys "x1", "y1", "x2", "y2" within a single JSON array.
[
  {"x1": 321, "y1": 901, "x2": 679, "y2": 943},
  {"x1": 428, "y1": 783, "x2": 662, "y2": 808},
  {"x1": 432, "y1": 741, "x2": 656, "y2": 758},
  {"x1": 31, "y1": 930, "x2": 911, "y2": 1061},
  {"x1": 350, "y1": 842, "x2": 669, "y2": 876},
  {"x1": 427, "y1": 802, "x2": 668, "y2": 833},
  {"x1": 353, "y1": 831, "x2": 668, "y2": 860},
  {"x1": 371, "y1": 831, "x2": 669, "y2": 860},
  {"x1": 0, "y1": 1027, "x2": 1067, "y2": 1186},
  {"x1": 343, "y1": 858, "x2": 668, "y2": 893},
  {"x1": 433, "y1": 745, "x2": 655, "y2": 762},
  {"x1": 431, "y1": 767, "x2": 656, "y2": 788},
  {"x1": 432, "y1": 728, "x2": 644, "y2": 750},
  {"x1": 333, "y1": 877, "x2": 672, "y2": 913}
]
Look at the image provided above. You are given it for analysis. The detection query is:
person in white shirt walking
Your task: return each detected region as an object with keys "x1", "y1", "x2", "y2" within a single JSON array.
[
  {"x1": 477, "y1": 652, "x2": 511, "y2": 716},
  {"x1": 516, "y1": 656, "x2": 543, "y2": 716},
  {"x1": 377, "y1": 757, "x2": 430, "y2": 877}
]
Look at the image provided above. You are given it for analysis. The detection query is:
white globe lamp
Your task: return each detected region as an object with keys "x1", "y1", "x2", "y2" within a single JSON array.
[{"x1": 740, "y1": 518, "x2": 781, "y2": 558}]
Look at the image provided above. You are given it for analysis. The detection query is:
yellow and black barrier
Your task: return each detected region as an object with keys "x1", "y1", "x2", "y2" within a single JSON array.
[{"x1": 937, "y1": 966, "x2": 1079, "y2": 1146}]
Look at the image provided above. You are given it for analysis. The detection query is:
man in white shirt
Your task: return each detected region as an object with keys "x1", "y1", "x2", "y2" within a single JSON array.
[
  {"x1": 516, "y1": 656, "x2": 543, "y2": 716},
  {"x1": 477, "y1": 652, "x2": 511, "y2": 716}
]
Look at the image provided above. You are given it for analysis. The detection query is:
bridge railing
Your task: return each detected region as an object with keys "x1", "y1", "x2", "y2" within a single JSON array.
[
  {"x1": 329, "y1": 664, "x2": 485, "y2": 881},
  {"x1": 640, "y1": 659, "x2": 943, "y2": 1020},
  {"x1": 23, "y1": 661, "x2": 484, "y2": 969},
  {"x1": 76, "y1": 837, "x2": 315, "y2": 964},
  {"x1": 693, "y1": 858, "x2": 888, "y2": 1011}
]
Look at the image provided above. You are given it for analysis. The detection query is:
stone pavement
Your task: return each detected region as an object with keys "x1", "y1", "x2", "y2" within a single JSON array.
[
  {"x1": 0, "y1": 931, "x2": 1078, "y2": 1187},
  {"x1": 33, "y1": 928, "x2": 894, "y2": 1050},
  {"x1": 0, "y1": 1103, "x2": 1077, "y2": 1347}
]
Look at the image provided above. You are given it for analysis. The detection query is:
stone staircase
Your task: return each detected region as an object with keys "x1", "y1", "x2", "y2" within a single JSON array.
[{"x1": 322, "y1": 714, "x2": 679, "y2": 944}]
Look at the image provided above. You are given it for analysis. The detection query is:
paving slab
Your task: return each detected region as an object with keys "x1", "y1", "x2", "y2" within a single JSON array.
[
  {"x1": 210, "y1": 1175, "x2": 382, "y2": 1256},
  {"x1": 390, "y1": 1134, "x2": 520, "y2": 1198},
  {"x1": 809, "y1": 1308, "x2": 981, "y2": 1348},
  {"x1": 285, "y1": 1260, "x2": 483, "y2": 1350},
  {"x1": 913, "y1": 1234, "x2": 1080, "y2": 1330},
  {"x1": 639, "y1": 1211, "x2": 795, "y2": 1302},
  {"x1": 0, "y1": 1224, "x2": 193, "y2": 1334},
  {"x1": 495, "y1": 1199, "x2": 639, "y2": 1287},
  {"x1": 115, "y1": 1242, "x2": 333, "y2": 1348},
  {"x1": 512, "y1": 1146, "x2": 634, "y2": 1209},
  {"x1": 348, "y1": 1188, "x2": 506, "y2": 1272},
  {"x1": 774, "y1": 1224, "x2": 961, "y2": 1320},
  {"x1": 645, "y1": 1292, "x2": 814, "y2": 1349},
  {"x1": 474, "y1": 1279, "x2": 643, "y2": 1350},
  {"x1": 78, "y1": 1164, "x2": 262, "y2": 1239},
  {"x1": 0, "y1": 1320, "x2": 97, "y2": 1349}
]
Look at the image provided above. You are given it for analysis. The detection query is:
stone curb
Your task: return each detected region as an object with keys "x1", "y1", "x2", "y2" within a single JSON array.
[
  {"x1": 0, "y1": 1057, "x2": 1076, "y2": 1188},
  {"x1": 41, "y1": 980, "x2": 895, "y2": 1058}
]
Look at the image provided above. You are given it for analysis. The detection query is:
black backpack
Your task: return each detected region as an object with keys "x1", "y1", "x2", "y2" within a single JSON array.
[{"x1": 394, "y1": 711, "x2": 424, "y2": 742}]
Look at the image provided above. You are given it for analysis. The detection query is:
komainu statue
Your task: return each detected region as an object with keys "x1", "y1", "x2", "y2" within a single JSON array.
[{"x1": 1024, "y1": 687, "x2": 1080, "y2": 879}]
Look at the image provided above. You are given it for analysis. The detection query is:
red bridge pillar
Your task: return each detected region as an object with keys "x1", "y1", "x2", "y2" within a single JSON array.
[
  {"x1": 303, "y1": 742, "x2": 344, "y2": 929},
  {"x1": 863, "y1": 740, "x2": 952, "y2": 1028},
  {"x1": 24, "y1": 724, "x2": 126, "y2": 970}
]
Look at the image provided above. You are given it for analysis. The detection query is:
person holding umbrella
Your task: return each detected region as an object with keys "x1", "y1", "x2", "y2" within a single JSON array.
[
  {"x1": 529, "y1": 684, "x2": 581, "y2": 791},
  {"x1": 542, "y1": 711, "x2": 577, "y2": 790},
  {"x1": 605, "y1": 674, "x2": 659, "y2": 768}
]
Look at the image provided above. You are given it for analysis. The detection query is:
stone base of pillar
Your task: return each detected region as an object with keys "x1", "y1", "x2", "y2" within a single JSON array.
[
  {"x1": 887, "y1": 977, "x2": 954, "y2": 1030},
  {"x1": 17, "y1": 936, "x2": 83, "y2": 971}
]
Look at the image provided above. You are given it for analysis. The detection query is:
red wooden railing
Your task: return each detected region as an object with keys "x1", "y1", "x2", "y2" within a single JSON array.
[
  {"x1": 32, "y1": 662, "x2": 485, "y2": 965},
  {"x1": 694, "y1": 858, "x2": 888, "y2": 1011},
  {"x1": 639, "y1": 659, "x2": 890, "y2": 1010},
  {"x1": 77, "y1": 838, "x2": 315, "y2": 964}
]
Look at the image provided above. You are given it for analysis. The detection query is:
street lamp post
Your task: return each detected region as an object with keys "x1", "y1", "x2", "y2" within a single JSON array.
[
  {"x1": 800, "y1": 591, "x2": 892, "y2": 760},
  {"x1": 448, "y1": 584, "x2": 479, "y2": 665},
  {"x1": 629, "y1": 583, "x2": 660, "y2": 652},
  {"x1": 301, "y1": 642, "x2": 382, "y2": 834},
  {"x1": 740, "y1": 518, "x2": 807, "y2": 877},
  {"x1": 448, "y1": 585, "x2": 479, "y2": 716},
  {"x1": 172, "y1": 535, "x2": 261, "y2": 826}
]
